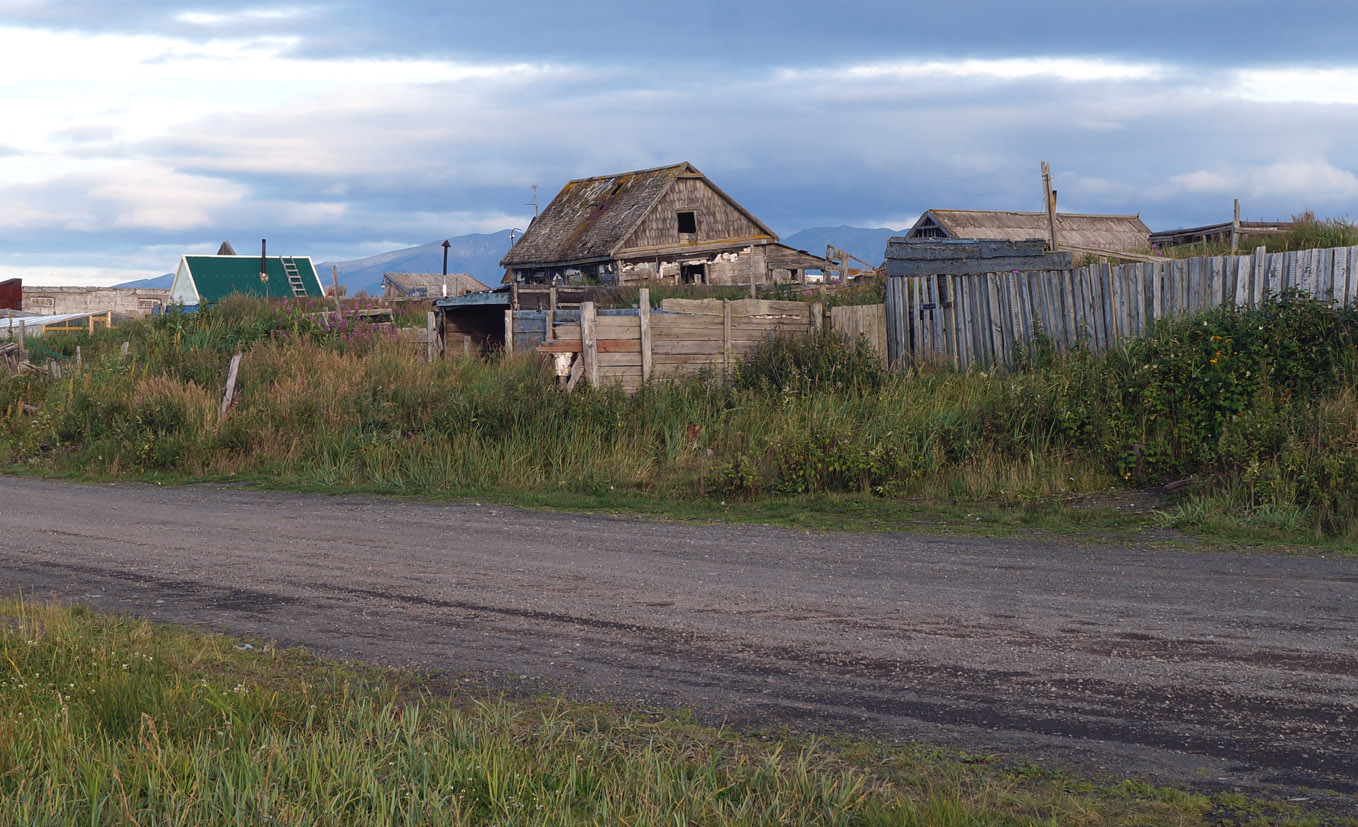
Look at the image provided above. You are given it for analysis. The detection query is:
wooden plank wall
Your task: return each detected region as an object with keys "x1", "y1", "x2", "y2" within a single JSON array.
[
  {"x1": 829, "y1": 304, "x2": 888, "y2": 364},
  {"x1": 536, "y1": 291, "x2": 819, "y2": 393},
  {"x1": 886, "y1": 245, "x2": 1358, "y2": 370}
]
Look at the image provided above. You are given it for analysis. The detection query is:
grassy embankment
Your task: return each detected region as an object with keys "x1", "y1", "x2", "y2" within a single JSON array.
[
  {"x1": 1135, "y1": 210, "x2": 1358, "y2": 260},
  {"x1": 2, "y1": 598, "x2": 1341, "y2": 826},
  {"x1": 1, "y1": 278, "x2": 1356, "y2": 547}
]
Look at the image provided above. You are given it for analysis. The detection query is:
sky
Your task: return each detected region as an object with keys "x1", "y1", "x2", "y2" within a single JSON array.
[{"x1": 3, "y1": 1, "x2": 1358, "y2": 286}]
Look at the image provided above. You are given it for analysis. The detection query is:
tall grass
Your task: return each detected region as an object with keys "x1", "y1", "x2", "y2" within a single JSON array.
[
  {"x1": 2, "y1": 294, "x2": 1356, "y2": 540},
  {"x1": 1152, "y1": 211, "x2": 1358, "y2": 258},
  {"x1": 1, "y1": 598, "x2": 1287, "y2": 825}
]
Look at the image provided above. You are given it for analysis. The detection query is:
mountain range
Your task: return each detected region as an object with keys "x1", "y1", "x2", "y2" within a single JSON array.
[{"x1": 117, "y1": 226, "x2": 905, "y2": 293}]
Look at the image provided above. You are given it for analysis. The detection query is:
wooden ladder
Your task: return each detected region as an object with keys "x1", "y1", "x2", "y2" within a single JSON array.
[{"x1": 281, "y1": 257, "x2": 308, "y2": 297}]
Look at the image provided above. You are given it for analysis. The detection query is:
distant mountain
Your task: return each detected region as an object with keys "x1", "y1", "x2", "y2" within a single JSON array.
[
  {"x1": 114, "y1": 273, "x2": 174, "y2": 288},
  {"x1": 780, "y1": 226, "x2": 906, "y2": 268},
  {"x1": 316, "y1": 231, "x2": 511, "y2": 295}
]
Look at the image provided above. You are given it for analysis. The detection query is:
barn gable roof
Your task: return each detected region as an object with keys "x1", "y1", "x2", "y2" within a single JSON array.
[
  {"x1": 909, "y1": 209, "x2": 1151, "y2": 252},
  {"x1": 501, "y1": 162, "x2": 777, "y2": 269}
]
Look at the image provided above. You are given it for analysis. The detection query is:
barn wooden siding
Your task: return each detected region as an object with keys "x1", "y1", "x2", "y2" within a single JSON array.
[
  {"x1": 621, "y1": 176, "x2": 771, "y2": 252},
  {"x1": 886, "y1": 245, "x2": 1358, "y2": 370},
  {"x1": 534, "y1": 291, "x2": 823, "y2": 393}
]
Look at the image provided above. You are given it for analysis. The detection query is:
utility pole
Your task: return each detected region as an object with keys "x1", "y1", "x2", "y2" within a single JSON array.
[{"x1": 1041, "y1": 162, "x2": 1059, "y2": 252}]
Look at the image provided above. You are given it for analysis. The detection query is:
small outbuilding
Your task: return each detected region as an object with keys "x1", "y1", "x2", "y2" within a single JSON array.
[
  {"x1": 382, "y1": 272, "x2": 486, "y2": 298},
  {"x1": 169, "y1": 254, "x2": 324, "y2": 309},
  {"x1": 903, "y1": 209, "x2": 1151, "y2": 253},
  {"x1": 501, "y1": 162, "x2": 827, "y2": 286},
  {"x1": 1, "y1": 310, "x2": 134, "y2": 340},
  {"x1": 20, "y1": 285, "x2": 169, "y2": 317}
]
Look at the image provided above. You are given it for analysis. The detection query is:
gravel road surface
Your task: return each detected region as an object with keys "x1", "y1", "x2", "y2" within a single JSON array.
[{"x1": 2, "y1": 476, "x2": 1354, "y2": 801}]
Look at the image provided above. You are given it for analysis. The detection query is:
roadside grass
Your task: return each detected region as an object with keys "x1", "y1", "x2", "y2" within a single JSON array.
[
  {"x1": 1, "y1": 598, "x2": 1339, "y2": 826},
  {"x1": 2, "y1": 292, "x2": 1356, "y2": 551}
]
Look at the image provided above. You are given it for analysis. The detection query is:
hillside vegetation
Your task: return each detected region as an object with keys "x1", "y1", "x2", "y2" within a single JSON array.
[{"x1": 2, "y1": 291, "x2": 1356, "y2": 543}]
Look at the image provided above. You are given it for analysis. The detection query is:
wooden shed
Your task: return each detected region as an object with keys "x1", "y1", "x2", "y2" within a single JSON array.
[
  {"x1": 169, "y1": 254, "x2": 324, "y2": 309},
  {"x1": 382, "y1": 272, "x2": 486, "y2": 299},
  {"x1": 501, "y1": 162, "x2": 827, "y2": 287},
  {"x1": 904, "y1": 209, "x2": 1150, "y2": 253}
]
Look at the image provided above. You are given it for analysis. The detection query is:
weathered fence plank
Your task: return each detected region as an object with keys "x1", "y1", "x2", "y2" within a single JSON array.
[{"x1": 885, "y1": 244, "x2": 1358, "y2": 372}]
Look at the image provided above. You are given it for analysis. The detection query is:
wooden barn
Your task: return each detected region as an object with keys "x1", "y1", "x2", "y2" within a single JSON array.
[
  {"x1": 500, "y1": 162, "x2": 827, "y2": 287},
  {"x1": 903, "y1": 209, "x2": 1151, "y2": 253}
]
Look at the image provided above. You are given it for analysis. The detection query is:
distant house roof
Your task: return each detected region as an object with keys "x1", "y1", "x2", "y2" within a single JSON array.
[
  {"x1": 1148, "y1": 220, "x2": 1294, "y2": 248},
  {"x1": 906, "y1": 209, "x2": 1151, "y2": 252},
  {"x1": 382, "y1": 272, "x2": 486, "y2": 297},
  {"x1": 170, "y1": 255, "x2": 324, "y2": 307},
  {"x1": 502, "y1": 162, "x2": 777, "y2": 269}
]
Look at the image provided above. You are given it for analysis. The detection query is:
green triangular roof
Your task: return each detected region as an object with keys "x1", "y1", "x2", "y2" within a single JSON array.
[{"x1": 171, "y1": 255, "x2": 324, "y2": 305}]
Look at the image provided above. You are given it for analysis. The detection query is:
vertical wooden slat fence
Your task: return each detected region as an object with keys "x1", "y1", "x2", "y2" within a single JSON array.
[
  {"x1": 887, "y1": 245, "x2": 1358, "y2": 370},
  {"x1": 829, "y1": 303, "x2": 888, "y2": 364}
]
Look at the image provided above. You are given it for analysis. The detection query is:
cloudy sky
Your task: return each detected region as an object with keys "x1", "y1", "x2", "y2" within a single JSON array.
[{"x1": 4, "y1": 1, "x2": 1357, "y2": 285}]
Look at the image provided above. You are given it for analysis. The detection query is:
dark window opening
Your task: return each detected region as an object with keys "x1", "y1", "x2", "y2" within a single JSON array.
[
  {"x1": 912, "y1": 217, "x2": 947, "y2": 239},
  {"x1": 676, "y1": 211, "x2": 697, "y2": 234},
  {"x1": 680, "y1": 263, "x2": 706, "y2": 284}
]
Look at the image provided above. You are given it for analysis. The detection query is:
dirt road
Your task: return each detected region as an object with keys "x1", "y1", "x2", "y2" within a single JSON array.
[{"x1": 2, "y1": 476, "x2": 1354, "y2": 799}]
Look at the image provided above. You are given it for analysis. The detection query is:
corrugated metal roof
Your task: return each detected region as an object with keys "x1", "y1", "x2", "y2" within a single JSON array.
[
  {"x1": 911, "y1": 210, "x2": 1151, "y2": 252},
  {"x1": 0, "y1": 310, "x2": 134, "y2": 338},
  {"x1": 181, "y1": 255, "x2": 324, "y2": 303},
  {"x1": 1, "y1": 312, "x2": 114, "y2": 328}
]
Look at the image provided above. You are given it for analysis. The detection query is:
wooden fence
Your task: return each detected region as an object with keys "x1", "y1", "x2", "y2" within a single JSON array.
[
  {"x1": 886, "y1": 245, "x2": 1358, "y2": 369},
  {"x1": 829, "y1": 303, "x2": 888, "y2": 365},
  {"x1": 537, "y1": 290, "x2": 823, "y2": 392}
]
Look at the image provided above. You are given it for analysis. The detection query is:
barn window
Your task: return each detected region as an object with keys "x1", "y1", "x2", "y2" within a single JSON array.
[
  {"x1": 137, "y1": 298, "x2": 161, "y2": 309},
  {"x1": 676, "y1": 211, "x2": 697, "y2": 234},
  {"x1": 680, "y1": 263, "x2": 706, "y2": 284},
  {"x1": 29, "y1": 296, "x2": 55, "y2": 308},
  {"x1": 911, "y1": 216, "x2": 947, "y2": 239}
]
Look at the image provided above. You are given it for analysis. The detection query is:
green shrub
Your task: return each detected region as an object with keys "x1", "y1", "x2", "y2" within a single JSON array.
[{"x1": 732, "y1": 332, "x2": 889, "y2": 395}]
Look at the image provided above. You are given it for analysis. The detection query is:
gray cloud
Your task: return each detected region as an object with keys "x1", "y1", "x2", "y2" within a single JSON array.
[
  {"x1": 3, "y1": 1, "x2": 1358, "y2": 280},
  {"x1": 5, "y1": 1, "x2": 1358, "y2": 68}
]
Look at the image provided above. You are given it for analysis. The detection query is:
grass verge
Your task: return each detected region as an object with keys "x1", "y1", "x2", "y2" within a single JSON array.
[{"x1": 2, "y1": 599, "x2": 1343, "y2": 826}]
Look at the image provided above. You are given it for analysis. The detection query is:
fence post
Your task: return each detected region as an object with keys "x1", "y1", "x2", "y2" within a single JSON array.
[
  {"x1": 722, "y1": 300, "x2": 731, "y2": 372},
  {"x1": 220, "y1": 352, "x2": 242, "y2": 418},
  {"x1": 638, "y1": 287, "x2": 652, "y2": 381},
  {"x1": 580, "y1": 301, "x2": 598, "y2": 387}
]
